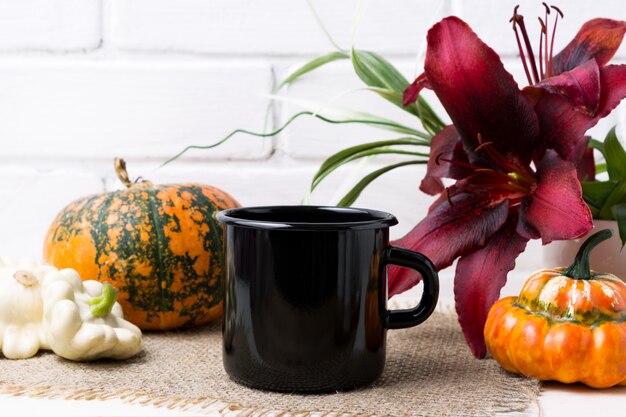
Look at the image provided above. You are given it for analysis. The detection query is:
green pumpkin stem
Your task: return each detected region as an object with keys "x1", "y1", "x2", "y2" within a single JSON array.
[
  {"x1": 87, "y1": 283, "x2": 119, "y2": 317},
  {"x1": 563, "y1": 229, "x2": 613, "y2": 280}
]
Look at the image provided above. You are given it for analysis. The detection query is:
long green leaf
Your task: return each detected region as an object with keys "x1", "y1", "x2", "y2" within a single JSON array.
[
  {"x1": 314, "y1": 149, "x2": 429, "y2": 192},
  {"x1": 350, "y1": 49, "x2": 445, "y2": 133},
  {"x1": 364, "y1": 87, "x2": 443, "y2": 134},
  {"x1": 311, "y1": 138, "x2": 430, "y2": 190},
  {"x1": 604, "y1": 127, "x2": 626, "y2": 180},
  {"x1": 163, "y1": 111, "x2": 428, "y2": 166},
  {"x1": 264, "y1": 51, "x2": 349, "y2": 130},
  {"x1": 274, "y1": 51, "x2": 349, "y2": 93},
  {"x1": 581, "y1": 180, "x2": 618, "y2": 210},
  {"x1": 611, "y1": 203, "x2": 626, "y2": 248},
  {"x1": 351, "y1": 49, "x2": 409, "y2": 92},
  {"x1": 588, "y1": 138, "x2": 605, "y2": 156},
  {"x1": 264, "y1": 94, "x2": 431, "y2": 137},
  {"x1": 337, "y1": 160, "x2": 426, "y2": 206},
  {"x1": 599, "y1": 179, "x2": 626, "y2": 219}
]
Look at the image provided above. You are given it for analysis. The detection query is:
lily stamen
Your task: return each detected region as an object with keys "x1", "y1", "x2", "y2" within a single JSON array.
[
  {"x1": 511, "y1": 9, "x2": 541, "y2": 84},
  {"x1": 445, "y1": 187, "x2": 454, "y2": 207},
  {"x1": 542, "y1": 3, "x2": 551, "y2": 79},
  {"x1": 548, "y1": 5, "x2": 564, "y2": 77},
  {"x1": 474, "y1": 141, "x2": 494, "y2": 152},
  {"x1": 511, "y1": 4, "x2": 564, "y2": 83},
  {"x1": 538, "y1": 17, "x2": 547, "y2": 78},
  {"x1": 511, "y1": 6, "x2": 534, "y2": 85}
]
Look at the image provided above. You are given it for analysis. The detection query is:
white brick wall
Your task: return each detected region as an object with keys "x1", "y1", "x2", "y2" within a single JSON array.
[
  {"x1": 0, "y1": 0, "x2": 101, "y2": 51},
  {"x1": 1, "y1": 0, "x2": 625, "y2": 300}
]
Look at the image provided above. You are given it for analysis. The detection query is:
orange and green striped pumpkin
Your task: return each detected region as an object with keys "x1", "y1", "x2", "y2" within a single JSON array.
[{"x1": 43, "y1": 159, "x2": 240, "y2": 330}]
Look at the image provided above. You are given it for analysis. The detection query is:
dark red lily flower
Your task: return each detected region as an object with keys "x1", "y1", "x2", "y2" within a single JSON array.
[{"x1": 396, "y1": 11, "x2": 626, "y2": 358}]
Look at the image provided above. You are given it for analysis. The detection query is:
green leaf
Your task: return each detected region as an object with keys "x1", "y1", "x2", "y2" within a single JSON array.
[
  {"x1": 581, "y1": 180, "x2": 618, "y2": 210},
  {"x1": 311, "y1": 138, "x2": 430, "y2": 191},
  {"x1": 337, "y1": 160, "x2": 426, "y2": 206},
  {"x1": 611, "y1": 203, "x2": 626, "y2": 248},
  {"x1": 588, "y1": 138, "x2": 605, "y2": 155},
  {"x1": 365, "y1": 86, "x2": 410, "y2": 111},
  {"x1": 264, "y1": 95, "x2": 431, "y2": 137},
  {"x1": 263, "y1": 51, "x2": 350, "y2": 130},
  {"x1": 604, "y1": 127, "x2": 626, "y2": 180},
  {"x1": 163, "y1": 111, "x2": 429, "y2": 166},
  {"x1": 350, "y1": 49, "x2": 445, "y2": 134},
  {"x1": 595, "y1": 162, "x2": 607, "y2": 174},
  {"x1": 351, "y1": 49, "x2": 409, "y2": 93},
  {"x1": 274, "y1": 51, "x2": 349, "y2": 93},
  {"x1": 599, "y1": 179, "x2": 626, "y2": 220}
]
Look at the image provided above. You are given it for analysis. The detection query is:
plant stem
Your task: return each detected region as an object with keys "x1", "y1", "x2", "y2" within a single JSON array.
[
  {"x1": 87, "y1": 283, "x2": 119, "y2": 317},
  {"x1": 563, "y1": 229, "x2": 613, "y2": 280}
]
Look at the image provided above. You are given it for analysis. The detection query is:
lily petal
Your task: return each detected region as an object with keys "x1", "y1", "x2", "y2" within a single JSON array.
[
  {"x1": 454, "y1": 218, "x2": 528, "y2": 358},
  {"x1": 553, "y1": 18, "x2": 626, "y2": 75},
  {"x1": 420, "y1": 125, "x2": 471, "y2": 195},
  {"x1": 423, "y1": 16, "x2": 539, "y2": 165},
  {"x1": 577, "y1": 145, "x2": 596, "y2": 182},
  {"x1": 598, "y1": 64, "x2": 626, "y2": 119},
  {"x1": 389, "y1": 177, "x2": 510, "y2": 296},
  {"x1": 535, "y1": 64, "x2": 626, "y2": 162},
  {"x1": 520, "y1": 150, "x2": 592, "y2": 244},
  {"x1": 527, "y1": 59, "x2": 601, "y2": 116},
  {"x1": 403, "y1": 73, "x2": 431, "y2": 106}
]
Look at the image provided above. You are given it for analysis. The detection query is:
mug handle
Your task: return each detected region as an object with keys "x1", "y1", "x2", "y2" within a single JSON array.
[{"x1": 379, "y1": 246, "x2": 439, "y2": 329}]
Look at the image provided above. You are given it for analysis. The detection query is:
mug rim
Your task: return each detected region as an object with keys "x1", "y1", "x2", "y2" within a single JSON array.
[{"x1": 216, "y1": 205, "x2": 398, "y2": 231}]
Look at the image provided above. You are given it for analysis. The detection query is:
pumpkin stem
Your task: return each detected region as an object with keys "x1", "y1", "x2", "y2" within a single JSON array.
[
  {"x1": 87, "y1": 283, "x2": 119, "y2": 317},
  {"x1": 114, "y1": 158, "x2": 133, "y2": 188},
  {"x1": 13, "y1": 270, "x2": 38, "y2": 287},
  {"x1": 563, "y1": 229, "x2": 612, "y2": 280}
]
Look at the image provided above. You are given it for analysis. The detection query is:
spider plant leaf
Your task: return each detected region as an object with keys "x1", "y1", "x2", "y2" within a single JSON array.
[
  {"x1": 163, "y1": 109, "x2": 429, "y2": 166},
  {"x1": 337, "y1": 160, "x2": 426, "y2": 206},
  {"x1": 265, "y1": 94, "x2": 430, "y2": 138},
  {"x1": 351, "y1": 49, "x2": 408, "y2": 92},
  {"x1": 311, "y1": 138, "x2": 430, "y2": 191},
  {"x1": 351, "y1": 49, "x2": 444, "y2": 132},
  {"x1": 588, "y1": 138, "x2": 605, "y2": 156},
  {"x1": 274, "y1": 51, "x2": 349, "y2": 93}
]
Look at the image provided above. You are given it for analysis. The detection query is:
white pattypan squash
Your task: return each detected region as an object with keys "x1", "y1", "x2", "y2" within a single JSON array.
[
  {"x1": 0, "y1": 257, "x2": 57, "y2": 359},
  {"x1": 42, "y1": 269, "x2": 142, "y2": 361}
]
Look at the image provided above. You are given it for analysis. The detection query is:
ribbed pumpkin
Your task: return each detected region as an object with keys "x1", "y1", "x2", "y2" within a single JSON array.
[
  {"x1": 43, "y1": 159, "x2": 240, "y2": 330},
  {"x1": 485, "y1": 230, "x2": 626, "y2": 388}
]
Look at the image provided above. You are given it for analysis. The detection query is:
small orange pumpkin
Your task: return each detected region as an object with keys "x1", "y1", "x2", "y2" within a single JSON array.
[
  {"x1": 484, "y1": 229, "x2": 626, "y2": 388},
  {"x1": 43, "y1": 159, "x2": 240, "y2": 330}
]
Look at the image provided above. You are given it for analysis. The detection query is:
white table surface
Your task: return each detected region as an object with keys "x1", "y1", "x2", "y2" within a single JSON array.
[{"x1": 1, "y1": 280, "x2": 625, "y2": 417}]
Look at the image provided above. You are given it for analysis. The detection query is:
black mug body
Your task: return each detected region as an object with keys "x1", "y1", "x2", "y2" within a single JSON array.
[{"x1": 217, "y1": 206, "x2": 438, "y2": 392}]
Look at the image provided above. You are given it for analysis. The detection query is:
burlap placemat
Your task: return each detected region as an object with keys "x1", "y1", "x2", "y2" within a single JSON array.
[{"x1": 0, "y1": 312, "x2": 539, "y2": 416}]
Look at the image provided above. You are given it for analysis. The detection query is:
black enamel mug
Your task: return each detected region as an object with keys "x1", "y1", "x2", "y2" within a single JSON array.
[{"x1": 216, "y1": 206, "x2": 439, "y2": 392}]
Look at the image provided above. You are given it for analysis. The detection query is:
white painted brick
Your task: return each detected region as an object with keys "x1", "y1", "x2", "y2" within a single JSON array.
[
  {"x1": 0, "y1": 0, "x2": 101, "y2": 51},
  {"x1": 456, "y1": 0, "x2": 626, "y2": 59},
  {"x1": 112, "y1": 0, "x2": 451, "y2": 55},
  {"x1": 0, "y1": 166, "x2": 103, "y2": 260},
  {"x1": 0, "y1": 59, "x2": 272, "y2": 161}
]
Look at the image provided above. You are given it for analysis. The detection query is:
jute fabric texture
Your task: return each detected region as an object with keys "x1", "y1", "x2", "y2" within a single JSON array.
[{"x1": 0, "y1": 312, "x2": 540, "y2": 416}]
